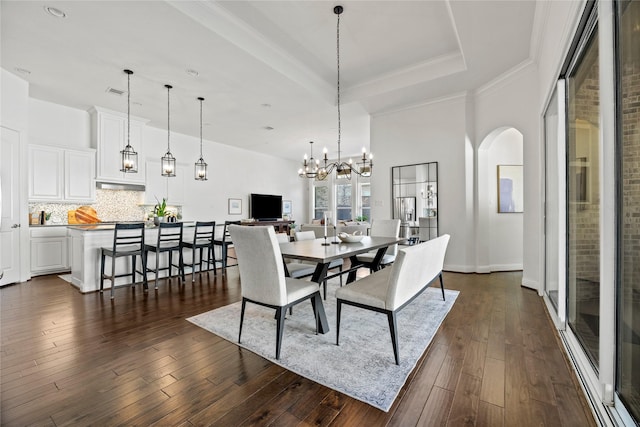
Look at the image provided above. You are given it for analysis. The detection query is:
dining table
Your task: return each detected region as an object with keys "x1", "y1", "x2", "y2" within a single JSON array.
[
  {"x1": 279, "y1": 235, "x2": 404, "y2": 286},
  {"x1": 278, "y1": 235, "x2": 403, "y2": 335}
]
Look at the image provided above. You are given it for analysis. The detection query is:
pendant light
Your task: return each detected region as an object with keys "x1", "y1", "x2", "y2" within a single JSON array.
[
  {"x1": 161, "y1": 84, "x2": 176, "y2": 177},
  {"x1": 120, "y1": 69, "x2": 138, "y2": 173},
  {"x1": 298, "y1": 5, "x2": 373, "y2": 180},
  {"x1": 194, "y1": 97, "x2": 208, "y2": 181}
]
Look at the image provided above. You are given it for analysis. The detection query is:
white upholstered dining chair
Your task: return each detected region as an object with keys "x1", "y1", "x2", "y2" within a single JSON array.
[
  {"x1": 229, "y1": 225, "x2": 326, "y2": 360},
  {"x1": 275, "y1": 232, "x2": 316, "y2": 279},
  {"x1": 355, "y1": 219, "x2": 401, "y2": 271}
]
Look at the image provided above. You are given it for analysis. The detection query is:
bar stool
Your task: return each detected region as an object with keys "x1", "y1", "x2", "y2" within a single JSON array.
[
  {"x1": 180, "y1": 221, "x2": 217, "y2": 282},
  {"x1": 213, "y1": 220, "x2": 240, "y2": 274},
  {"x1": 100, "y1": 222, "x2": 148, "y2": 299},
  {"x1": 144, "y1": 222, "x2": 185, "y2": 288}
]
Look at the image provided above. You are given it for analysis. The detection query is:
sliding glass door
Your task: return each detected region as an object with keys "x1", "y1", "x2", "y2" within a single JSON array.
[
  {"x1": 617, "y1": 0, "x2": 640, "y2": 420},
  {"x1": 544, "y1": 85, "x2": 563, "y2": 315},
  {"x1": 566, "y1": 16, "x2": 601, "y2": 368}
]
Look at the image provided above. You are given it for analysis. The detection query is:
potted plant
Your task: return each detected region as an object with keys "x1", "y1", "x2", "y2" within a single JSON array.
[{"x1": 153, "y1": 197, "x2": 168, "y2": 226}]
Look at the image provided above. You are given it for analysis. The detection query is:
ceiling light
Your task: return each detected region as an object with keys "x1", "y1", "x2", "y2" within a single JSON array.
[
  {"x1": 298, "y1": 5, "x2": 372, "y2": 180},
  {"x1": 264, "y1": 126, "x2": 274, "y2": 131},
  {"x1": 194, "y1": 97, "x2": 208, "y2": 181},
  {"x1": 120, "y1": 69, "x2": 138, "y2": 173},
  {"x1": 186, "y1": 69, "x2": 199, "y2": 77},
  {"x1": 161, "y1": 84, "x2": 176, "y2": 177},
  {"x1": 261, "y1": 103, "x2": 272, "y2": 108},
  {"x1": 44, "y1": 6, "x2": 66, "y2": 18}
]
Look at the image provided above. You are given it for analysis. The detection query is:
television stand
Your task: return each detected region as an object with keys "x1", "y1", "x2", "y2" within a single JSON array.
[{"x1": 245, "y1": 220, "x2": 293, "y2": 234}]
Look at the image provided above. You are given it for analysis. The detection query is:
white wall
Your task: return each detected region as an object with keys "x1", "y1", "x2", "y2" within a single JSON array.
[
  {"x1": 29, "y1": 99, "x2": 91, "y2": 149},
  {"x1": 142, "y1": 125, "x2": 305, "y2": 223},
  {"x1": 488, "y1": 128, "x2": 524, "y2": 270},
  {"x1": 370, "y1": 94, "x2": 472, "y2": 271}
]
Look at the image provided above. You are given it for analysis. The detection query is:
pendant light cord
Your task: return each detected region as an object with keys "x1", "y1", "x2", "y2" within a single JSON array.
[
  {"x1": 166, "y1": 85, "x2": 171, "y2": 153},
  {"x1": 127, "y1": 71, "x2": 131, "y2": 147},
  {"x1": 336, "y1": 10, "x2": 342, "y2": 164},
  {"x1": 199, "y1": 98, "x2": 203, "y2": 158}
]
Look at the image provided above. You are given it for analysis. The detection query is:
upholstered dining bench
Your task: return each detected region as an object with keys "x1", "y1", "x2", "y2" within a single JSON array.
[{"x1": 335, "y1": 234, "x2": 450, "y2": 364}]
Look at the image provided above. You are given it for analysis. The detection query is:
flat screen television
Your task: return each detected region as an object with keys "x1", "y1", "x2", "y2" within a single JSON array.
[{"x1": 250, "y1": 193, "x2": 282, "y2": 221}]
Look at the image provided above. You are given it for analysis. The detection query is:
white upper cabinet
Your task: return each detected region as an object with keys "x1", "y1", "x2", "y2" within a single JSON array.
[
  {"x1": 90, "y1": 107, "x2": 147, "y2": 185},
  {"x1": 29, "y1": 145, "x2": 64, "y2": 200},
  {"x1": 29, "y1": 145, "x2": 95, "y2": 202},
  {"x1": 65, "y1": 150, "x2": 96, "y2": 201}
]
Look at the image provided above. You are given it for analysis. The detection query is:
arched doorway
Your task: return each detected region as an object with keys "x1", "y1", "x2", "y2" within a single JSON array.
[{"x1": 476, "y1": 127, "x2": 524, "y2": 273}]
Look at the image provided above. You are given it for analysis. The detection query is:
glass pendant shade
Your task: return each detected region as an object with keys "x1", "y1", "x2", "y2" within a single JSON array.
[
  {"x1": 195, "y1": 158, "x2": 207, "y2": 180},
  {"x1": 162, "y1": 84, "x2": 176, "y2": 177},
  {"x1": 194, "y1": 97, "x2": 208, "y2": 181},
  {"x1": 120, "y1": 69, "x2": 138, "y2": 173},
  {"x1": 120, "y1": 144, "x2": 138, "y2": 173},
  {"x1": 161, "y1": 152, "x2": 176, "y2": 176}
]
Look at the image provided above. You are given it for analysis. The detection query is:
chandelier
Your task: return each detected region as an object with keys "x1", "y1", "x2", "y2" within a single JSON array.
[
  {"x1": 194, "y1": 97, "x2": 208, "y2": 181},
  {"x1": 298, "y1": 5, "x2": 373, "y2": 180},
  {"x1": 120, "y1": 69, "x2": 138, "y2": 173},
  {"x1": 161, "y1": 84, "x2": 176, "y2": 177}
]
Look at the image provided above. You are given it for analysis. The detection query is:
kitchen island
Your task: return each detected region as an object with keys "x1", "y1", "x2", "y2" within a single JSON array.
[{"x1": 67, "y1": 222, "x2": 199, "y2": 293}]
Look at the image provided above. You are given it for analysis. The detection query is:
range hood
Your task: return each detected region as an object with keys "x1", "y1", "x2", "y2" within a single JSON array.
[{"x1": 96, "y1": 181, "x2": 145, "y2": 192}]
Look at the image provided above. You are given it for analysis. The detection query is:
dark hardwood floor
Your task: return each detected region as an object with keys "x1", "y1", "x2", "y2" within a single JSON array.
[{"x1": 1, "y1": 268, "x2": 596, "y2": 426}]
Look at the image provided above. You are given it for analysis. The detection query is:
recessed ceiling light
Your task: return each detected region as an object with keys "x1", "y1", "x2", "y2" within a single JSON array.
[
  {"x1": 44, "y1": 6, "x2": 66, "y2": 18},
  {"x1": 186, "y1": 69, "x2": 199, "y2": 77},
  {"x1": 261, "y1": 103, "x2": 272, "y2": 108},
  {"x1": 264, "y1": 126, "x2": 274, "y2": 131},
  {"x1": 14, "y1": 67, "x2": 31, "y2": 75}
]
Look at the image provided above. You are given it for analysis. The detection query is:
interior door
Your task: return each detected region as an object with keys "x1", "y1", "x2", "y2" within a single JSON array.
[{"x1": 0, "y1": 126, "x2": 22, "y2": 286}]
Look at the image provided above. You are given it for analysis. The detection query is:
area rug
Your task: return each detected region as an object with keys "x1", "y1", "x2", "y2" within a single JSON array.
[{"x1": 187, "y1": 280, "x2": 458, "y2": 412}]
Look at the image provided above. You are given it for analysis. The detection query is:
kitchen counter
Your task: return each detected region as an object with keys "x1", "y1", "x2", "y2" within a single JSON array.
[{"x1": 67, "y1": 221, "x2": 201, "y2": 293}]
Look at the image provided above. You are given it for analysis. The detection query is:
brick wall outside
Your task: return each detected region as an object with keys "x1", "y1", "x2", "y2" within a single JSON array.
[{"x1": 622, "y1": 60, "x2": 640, "y2": 292}]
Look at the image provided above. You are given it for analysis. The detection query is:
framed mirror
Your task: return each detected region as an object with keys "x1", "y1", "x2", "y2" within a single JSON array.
[{"x1": 391, "y1": 162, "x2": 438, "y2": 242}]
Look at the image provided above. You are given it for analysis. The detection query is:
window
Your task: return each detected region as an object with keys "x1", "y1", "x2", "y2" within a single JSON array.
[
  {"x1": 335, "y1": 183, "x2": 352, "y2": 221},
  {"x1": 360, "y1": 183, "x2": 371, "y2": 221},
  {"x1": 617, "y1": 0, "x2": 640, "y2": 420},
  {"x1": 313, "y1": 185, "x2": 329, "y2": 220}
]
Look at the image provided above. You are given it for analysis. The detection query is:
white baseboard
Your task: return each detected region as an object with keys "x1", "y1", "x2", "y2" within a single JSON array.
[
  {"x1": 521, "y1": 276, "x2": 539, "y2": 291},
  {"x1": 489, "y1": 263, "x2": 523, "y2": 272},
  {"x1": 443, "y1": 264, "x2": 476, "y2": 273}
]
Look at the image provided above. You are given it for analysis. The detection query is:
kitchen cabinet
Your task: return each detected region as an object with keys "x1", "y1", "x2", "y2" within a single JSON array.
[
  {"x1": 90, "y1": 106, "x2": 147, "y2": 185},
  {"x1": 144, "y1": 160, "x2": 185, "y2": 206},
  {"x1": 28, "y1": 145, "x2": 96, "y2": 202},
  {"x1": 65, "y1": 150, "x2": 96, "y2": 201},
  {"x1": 30, "y1": 227, "x2": 70, "y2": 276},
  {"x1": 28, "y1": 145, "x2": 64, "y2": 200}
]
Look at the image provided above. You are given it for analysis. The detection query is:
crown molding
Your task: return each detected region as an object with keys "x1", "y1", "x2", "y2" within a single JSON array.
[{"x1": 167, "y1": 0, "x2": 335, "y2": 104}]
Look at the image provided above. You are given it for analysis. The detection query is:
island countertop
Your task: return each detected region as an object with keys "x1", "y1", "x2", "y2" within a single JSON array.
[{"x1": 67, "y1": 222, "x2": 203, "y2": 293}]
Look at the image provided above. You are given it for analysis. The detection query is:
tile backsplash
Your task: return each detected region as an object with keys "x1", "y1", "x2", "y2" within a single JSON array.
[{"x1": 28, "y1": 189, "x2": 180, "y2": 224}]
